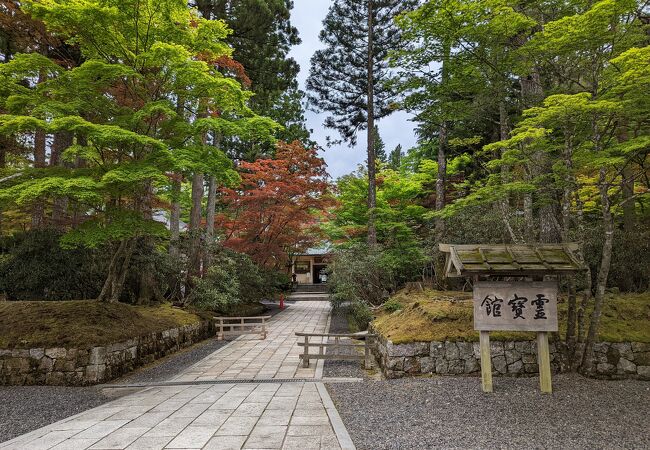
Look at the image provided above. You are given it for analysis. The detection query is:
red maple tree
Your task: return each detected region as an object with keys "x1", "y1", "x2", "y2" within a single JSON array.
[{"x1": 218, "y1": 141, "x2": 333, "y2": 267}]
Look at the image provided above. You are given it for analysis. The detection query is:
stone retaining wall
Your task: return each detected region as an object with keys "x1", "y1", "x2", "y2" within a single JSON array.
[
  {"x1": 372, "y1": 330, "x2": 650, "y2": 380},
  {"x1": 0, "y1": 321, "x2": 214, "y2": 386}
]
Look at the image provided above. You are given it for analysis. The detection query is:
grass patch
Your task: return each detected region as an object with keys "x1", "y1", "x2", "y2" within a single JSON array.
[
  {"x1": 0, "y1": 301, "x2": 206, "y2": 349},
  {"x1": 373, "y1": 289, "x2": 650, "y2": 344}
]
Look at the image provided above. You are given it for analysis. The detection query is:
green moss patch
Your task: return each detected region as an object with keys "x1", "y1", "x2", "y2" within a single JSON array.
[
  {"x1": 373, "y1": 289, "x2": 650, "y2": 344},
  {"x1": 0, "y1": 301, "x2": 205, "y2": 349}
]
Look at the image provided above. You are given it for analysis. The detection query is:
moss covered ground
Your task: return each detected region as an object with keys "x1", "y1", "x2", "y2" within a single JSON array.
[
  {"x1": 372, "y1": 289, "x2": 650, "y2": 344},
  {"x1": 0, "y1": 301, "x2": 207, "y2": 349}
]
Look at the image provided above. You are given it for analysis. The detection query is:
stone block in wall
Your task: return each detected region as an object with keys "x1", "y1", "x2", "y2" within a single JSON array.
[
  {"x1": 45, "y1": 348, "x2": 66, "y2": 359},
  {"x1": 430, "y1": 342, "x2": 444, "y2": 358},
  {"x1": 90, "y1": 347, "x2": 106, "y2": 365},
  {"x1": 490, "y1": 342, "x2": 505, "y2": 356},
  {"x1": 631, "y1": 342, "x2": 650, "y2": 352},
  {"x1": 387, "y1": 357, "x2": 404, "y2": 371},
  {"x1": 53, "y1": 358, "x2": 76, "y2": 372},
  {"x1": 593, "y1": 342, "x2": 608, "y2": 353},
  {"x1": 448, "y1": 359, "x2": 464, "y2": 375},
  {"x1": 420, "y1": 357, "x2": 434, "y2": 373},
  {"x1": 637, "y1": 366, "x2": 650, "y2": 379},
  {"x1": 596, "y1": 362, "x2": 616, "y2": 375},
  {"x1": 522, "y1": 353, "x2": 537, "y2": 365},
  {"x1": 387, "y1": 341, "x2": 428, "y2": 357},
  {"x1": 508, "y1": 360, "x2": 523, "y2": 374},
  {"x1": 464, "y1": 358, "x2": 479, "y2": 373},
  {"x1": 29, "y1": 348, "x2": 44, "y2": 359},
  {"x1": 617, "y1": 358, "x2": 636, "y2": 374},
  {"x1": 444, "y1": 342, "x2": 459, "y2": 360},
  {"x1": 492, "y1": 355, "x2": 507, "y2": 374},
  {"x1": 435, "y1": 358, "x2": 448, "y2": 374},
  {"x1": 472, "y1": 342, "x2": 480, "y2": 359},
  {"x1": 515, "y1": 341, "x2": 531, "y2": 353},
  {"x1": 634, "y1": 352, "x2": 650, "y2": 366},
  {"x1": 505, "y1": 349, "x2": 521, "y2": 365},
  {"x1": 456, "y1": 342, "x2": 473, "y2": 360},
  {"x1": 612, "y1": 343, "x2": 633, "y2": 360},
  {"x1": 404, "y1": 357, "x2": 421, "y2": 374}
]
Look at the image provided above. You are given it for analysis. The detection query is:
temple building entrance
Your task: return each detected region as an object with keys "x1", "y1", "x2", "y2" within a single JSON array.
[{"x1": 291, "y1": 246, "x2": 331, "y2": 285}]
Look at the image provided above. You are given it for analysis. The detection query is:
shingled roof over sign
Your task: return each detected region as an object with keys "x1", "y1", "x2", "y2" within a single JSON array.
[{"x1": 439, "y1": 243, "x2": 586, "y2": 277}]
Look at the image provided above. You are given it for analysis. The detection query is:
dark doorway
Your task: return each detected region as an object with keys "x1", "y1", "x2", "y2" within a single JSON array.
[{"x1": 313, "y1": 265, "x2": 328, "y2": 284}]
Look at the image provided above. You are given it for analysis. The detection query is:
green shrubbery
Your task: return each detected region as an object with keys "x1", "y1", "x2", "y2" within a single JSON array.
[
  {"x1": 328, "y1": 242, "x2": 429, "y2": 330},
  {"x1": 0, "y1": 230, "x2": 105, "y2": 300},
  {"x1": 188, "y1": 248, "x2": 288, "y2": 314}
]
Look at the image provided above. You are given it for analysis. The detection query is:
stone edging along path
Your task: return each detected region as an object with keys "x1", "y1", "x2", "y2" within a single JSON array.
[
  {"x1": 372, "y1": 330, "x2": 650, "y2": 380},
  {"x1": 0, "y1": 321, "x2": 214, "y2": 386}
]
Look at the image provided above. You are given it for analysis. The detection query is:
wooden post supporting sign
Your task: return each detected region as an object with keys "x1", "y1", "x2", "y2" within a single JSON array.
[
  {"x1": 537, "y1": 331, "x2": 552, "y2": 393},
  {"x1": 473, "y1": 281, "x2": 557, "y2": 394},
  {"x1": 479, "y1": 330, "x2": 493, "y2": 393}
]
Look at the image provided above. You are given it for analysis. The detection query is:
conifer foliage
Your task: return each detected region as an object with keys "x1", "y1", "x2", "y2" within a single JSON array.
[{"x1": 307, "y1": 0, "x2": 414, "y2": 244}]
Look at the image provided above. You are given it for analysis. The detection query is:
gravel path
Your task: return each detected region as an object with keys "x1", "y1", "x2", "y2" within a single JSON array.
[
  {"x1": 0, "y1": 303, "x2": 287, "y2": 443},
  {"x1": 323, "y1": 306, "x2": 367, "y2": 379},
  {"x1": 326, "y1": 374, "x2": 650, "y2": 450}
]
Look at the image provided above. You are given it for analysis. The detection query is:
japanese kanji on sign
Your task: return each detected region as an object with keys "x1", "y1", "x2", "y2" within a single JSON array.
[{"x1": 474, "y1": 281, "x2": 558, "y2": 332}]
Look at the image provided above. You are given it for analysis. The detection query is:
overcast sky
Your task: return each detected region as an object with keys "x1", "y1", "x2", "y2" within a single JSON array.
[{"x1": 288, "y1": 0, "x2": 418, "y2": 180}]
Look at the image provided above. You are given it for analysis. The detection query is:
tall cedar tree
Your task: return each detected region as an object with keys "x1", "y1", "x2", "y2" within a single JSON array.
[
  {"x1": 192, "y1": 0, "x2": 311, "y2": 157},
  {"x1": 218, "y1": 140, "x2": 332, "y2": 267},
  {"x1": 306, "y1": 0, "x2": 414, "y2": 245}
]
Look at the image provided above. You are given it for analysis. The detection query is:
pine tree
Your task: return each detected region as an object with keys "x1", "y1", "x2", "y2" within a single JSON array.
[
  {"x1": 389, "y1": 144, "x2": 403, "y2": 170},
  {"x1": 373, "y1": 125, "x2": 386, "y2": 163},
  {"x1": 307, "y1": 0, "x2": 414, "y2": 245}
]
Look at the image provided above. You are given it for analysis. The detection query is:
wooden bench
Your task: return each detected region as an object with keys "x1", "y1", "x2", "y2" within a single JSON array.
[
  {"x1": 295, "y1": 332, "x2": 376, "y2": 369},
  {"x1": 214, "y1": 316, "x2": 271, "y2": 340}
]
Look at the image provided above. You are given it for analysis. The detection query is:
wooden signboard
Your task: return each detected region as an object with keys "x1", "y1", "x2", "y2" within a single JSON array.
[
  {"x1": 474, "y1": 281, "x2": 558, "y2": 332},
  {"x1": 473, "y1": 281, "x2": 558, "y2": 394}
]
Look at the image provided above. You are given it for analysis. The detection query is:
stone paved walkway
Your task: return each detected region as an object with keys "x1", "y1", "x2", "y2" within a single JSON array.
[
  {"x1": 176, "y1": 302, "x2": 330, "y2": 382},
  {"x1": 0, "y1": 302, "x2": 355, "y2": 450}
]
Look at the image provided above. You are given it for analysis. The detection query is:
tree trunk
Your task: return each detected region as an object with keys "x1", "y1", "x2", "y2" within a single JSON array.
[
  {"x1": 497, "y1": 99, "x2": 522, "y2": 244},
  {"x1": 205, "y1": 132, "x2": 221, "y2": 243},
  {"x1": 169, "y1": 177, "x2": 181, "y2": 256},
  {"x1": 206, "y1": 175, "x2": 217, "y2": 239},
  {"x1": 0, "y1": 136, "x2": 7, "y2": 234},
  {"x1": 97, "y1": 239, "x2": 136, "y2": 303},
  {"x1": 366, "y1": 0, "x2": 377, "y2": 246},
  {"x1": 581, "y1": 168, "x2": 614, "y2": 372},
  {"x1": 31, "y1": 129, "x2": 47, "y2": 229},
  {"x1": 189, "y1": 172, "x2": 204, "y2": 277},
  {"x1": 51, "y1": 131, "x2": 73, "y2": 228},
  {"x1": 435, "y1": 42, "x2": 449, "y2": 234},
  {"x1": 621, "y1": 165, "x2": 635, "y2": 233},
  {"x1": 574, "y1": 190, "x2": 592, "y2": 347}
]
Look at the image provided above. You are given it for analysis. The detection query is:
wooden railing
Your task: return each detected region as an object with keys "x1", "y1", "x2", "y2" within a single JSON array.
[
  {"x1": 214, "y1": 316, "x2": 272, "y2": 340},
  {"x1": 295, "y1": 332, "x2": 375, "y2": 369}
]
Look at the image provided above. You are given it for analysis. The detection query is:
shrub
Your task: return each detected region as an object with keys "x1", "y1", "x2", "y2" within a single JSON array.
[
  {"x1": 349, "y1": 301, "x2": 373, "y2": 331},
  {"x1": 329, "y1": 242, "x2": 428, "y2": 307},
  {"x1": 188, "y1": 248, "x2": 286, "y2": 314},
  {"x1": 383, "y1": 299, "x2": 403, "y2": 313},
  {"x1": 0, "y1": 230, "x2": 106, "y2": 300}
]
